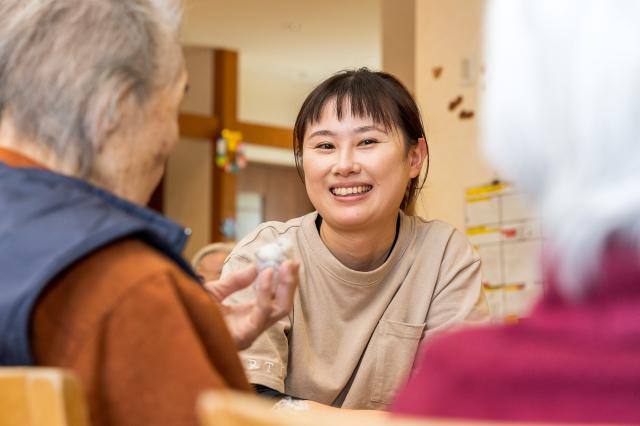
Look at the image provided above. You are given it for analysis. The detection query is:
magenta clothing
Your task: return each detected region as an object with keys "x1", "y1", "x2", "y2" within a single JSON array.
[{"x1": 392, "y1": 245, "x2": 640, "y2": 424}]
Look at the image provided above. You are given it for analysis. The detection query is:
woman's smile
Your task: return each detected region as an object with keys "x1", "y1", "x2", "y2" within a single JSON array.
[{"x1": 329, "y1": 184, "x2": 373, "y2": 197}]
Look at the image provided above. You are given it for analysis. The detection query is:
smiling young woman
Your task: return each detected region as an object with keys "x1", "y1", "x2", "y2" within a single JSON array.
[
  {"x1": 223, "y1": 68, "x2": 489, "y2": 410},
  {"x1": 302, "y1": 101, "x2": 424, "y2": 271}
]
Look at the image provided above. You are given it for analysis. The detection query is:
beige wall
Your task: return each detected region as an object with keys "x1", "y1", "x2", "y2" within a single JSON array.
[
  {"x1": 239, "y1": 60, "x2": 316, "y2": 128},
  {"x1": 164, "y1": 137, "x2": 212, "y2": 260},
  {"x1": 413, "y1": 0, "x2": 496, "y2": 231},
  {"x1": 382, "y1": 0, "x2": 415, "y2": 93}
]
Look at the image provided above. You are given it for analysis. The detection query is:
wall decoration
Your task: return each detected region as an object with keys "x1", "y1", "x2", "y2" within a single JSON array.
[
  {"x1": 465, "y1": 182, "x2": 543, "y2": 322},
  {"x1": 459, "y1": 110, "x2": 475, "y2": 120},
  {"x1": 448, "y1": 95, "x2": 463, "y2": 111},
  {"x1": 216, "y1": 128, "x2": 247, "y2": 173}
]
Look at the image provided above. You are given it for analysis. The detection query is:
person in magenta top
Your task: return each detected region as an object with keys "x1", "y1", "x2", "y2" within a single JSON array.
[{"x1": 392, "y1": 0, "x2": 640, "y2": 423}]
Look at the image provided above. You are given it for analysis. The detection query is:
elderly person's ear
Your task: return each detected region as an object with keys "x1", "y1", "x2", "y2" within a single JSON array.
[{"x1": 89, "y1": 84, "x2": 135, "y2": 149}]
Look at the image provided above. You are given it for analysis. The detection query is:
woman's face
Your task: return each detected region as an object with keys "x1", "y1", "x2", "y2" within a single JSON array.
[{"x1": 302, "y1": 101, "x2": 424, "y2": 232}]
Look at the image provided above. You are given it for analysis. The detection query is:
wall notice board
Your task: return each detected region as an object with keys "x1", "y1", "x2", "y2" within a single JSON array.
[{"x1": 465, "y1": 182, "x2": 544, "y2": 321}]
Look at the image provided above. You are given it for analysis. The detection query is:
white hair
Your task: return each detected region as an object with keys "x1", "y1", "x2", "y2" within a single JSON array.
[
  {"x1": 482, "y1": 0, "x2": 640, "y2": 299},
  {"x1": 0, "y1": 0, "x2": 183, "y2": 176}
]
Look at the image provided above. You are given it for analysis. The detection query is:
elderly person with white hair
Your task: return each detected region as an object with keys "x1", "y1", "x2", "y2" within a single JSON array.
[
  {"x1": 392, "y1": 0, "x2": 640, "y2": 423},
  {"x1": 0, "y1": 1, "x2": 298, "y2": 425}
]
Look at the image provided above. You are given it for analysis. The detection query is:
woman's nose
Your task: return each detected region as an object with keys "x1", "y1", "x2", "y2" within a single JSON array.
[{"x1": 332, "y1": 149, "x2": 361, "y2": 176}]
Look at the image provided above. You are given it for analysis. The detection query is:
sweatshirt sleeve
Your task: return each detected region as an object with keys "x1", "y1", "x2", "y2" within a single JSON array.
[{"x1": 423, "y1": 228, "x2": 490, "y2": 340}]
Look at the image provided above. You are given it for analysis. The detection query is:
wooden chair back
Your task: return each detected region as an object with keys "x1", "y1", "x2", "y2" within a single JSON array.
[{"x1": 0, "y1": 368, "x2": 89, "y2": 426}]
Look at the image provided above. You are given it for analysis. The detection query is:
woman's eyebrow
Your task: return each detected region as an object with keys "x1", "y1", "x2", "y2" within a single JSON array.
[
  {"x1": 307, "y1": 125, "x2": 387, "y2": 139},
  {"x1": 307, "y1": 129, "x2": 336, "y2": 139},
  {"x1": 355, "y1": 125, "x2": 388, "y2": 134}
]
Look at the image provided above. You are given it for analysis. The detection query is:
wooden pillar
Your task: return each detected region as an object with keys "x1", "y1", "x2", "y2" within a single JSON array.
[{"x1": 211, "y1": 50, "x2": 238, "y2": 241}]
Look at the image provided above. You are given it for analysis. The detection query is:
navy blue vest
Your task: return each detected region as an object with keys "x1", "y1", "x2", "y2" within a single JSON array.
[{"x1": 0, "y1": 162, "x2": 196, "y2": 365}]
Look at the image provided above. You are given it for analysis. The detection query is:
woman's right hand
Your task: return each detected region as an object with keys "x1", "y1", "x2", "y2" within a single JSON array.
[{"x1": 204, "y1": 260, "x2": 299, "y2": 350}]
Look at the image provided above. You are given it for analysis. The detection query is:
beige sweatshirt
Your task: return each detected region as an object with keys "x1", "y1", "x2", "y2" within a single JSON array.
[{"x1": 223, "y1": 211, "x2": 489, "y2": 410}]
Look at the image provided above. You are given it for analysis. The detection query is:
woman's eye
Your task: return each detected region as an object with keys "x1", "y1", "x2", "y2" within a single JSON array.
[
  {"x1": 316, "y1": 143, "x2": 334, "y2": 150},
  {"x1": 360, "y1": 139, "x2": 378, "y2": 146}
]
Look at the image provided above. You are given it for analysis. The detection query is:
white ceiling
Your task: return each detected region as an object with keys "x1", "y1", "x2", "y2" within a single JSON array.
[{"x1": 181, "y1": 0, "x2": 382, "y2": 127}]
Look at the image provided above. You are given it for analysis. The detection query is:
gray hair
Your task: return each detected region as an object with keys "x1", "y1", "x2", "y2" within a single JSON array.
[
  {"x1": 0, "y1": 0, "x2": 183, "y2": 176},
  {"x1": 482, "y1": 0, "x2": 640, "y2": 299}
]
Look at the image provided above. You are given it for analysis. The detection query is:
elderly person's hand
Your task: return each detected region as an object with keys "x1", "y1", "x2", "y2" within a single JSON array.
[{"x1": 205, "y1": 260, "x2": 299, "y2": 350}]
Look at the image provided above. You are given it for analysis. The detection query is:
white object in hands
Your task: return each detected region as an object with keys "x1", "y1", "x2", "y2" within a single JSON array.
[
  {"x1": 253, "y1": 236, "x2": 293, "y2": 288},
  {"x1": 271, "y1": 397, "x2": 308, "y2": 412}
]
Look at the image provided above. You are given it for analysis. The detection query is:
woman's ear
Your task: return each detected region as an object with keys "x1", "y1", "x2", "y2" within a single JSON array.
[{"x1": 408, "y1": 137, "x2": 428, "y2": 178}]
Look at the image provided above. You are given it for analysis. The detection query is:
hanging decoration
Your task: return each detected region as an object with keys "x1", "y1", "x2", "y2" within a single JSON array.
[{"x1": 216, "y1": 129, "x2": 247, "y2": 173}]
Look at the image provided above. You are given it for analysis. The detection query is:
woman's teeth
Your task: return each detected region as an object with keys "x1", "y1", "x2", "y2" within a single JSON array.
[{"x1": 331, "y1": 186, "x2": 372, "y2": 196}]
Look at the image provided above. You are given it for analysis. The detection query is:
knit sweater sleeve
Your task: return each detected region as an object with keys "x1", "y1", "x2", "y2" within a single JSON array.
[{"x1": 33, "y1": 255, "x2": 250, "y2": 426}]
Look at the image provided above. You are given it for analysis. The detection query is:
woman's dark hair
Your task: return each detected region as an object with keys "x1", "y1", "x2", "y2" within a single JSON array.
[{"x1": 293, "y1": 68, "x2": 429, "y2": 213}]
